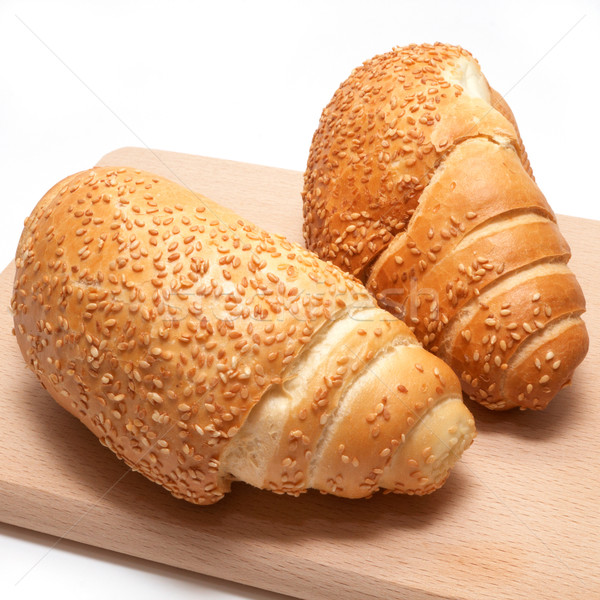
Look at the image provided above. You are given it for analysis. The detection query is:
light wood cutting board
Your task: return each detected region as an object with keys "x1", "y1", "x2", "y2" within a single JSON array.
[{"x1": 1, "y1": 147, "x2": 598, "y2": 600}]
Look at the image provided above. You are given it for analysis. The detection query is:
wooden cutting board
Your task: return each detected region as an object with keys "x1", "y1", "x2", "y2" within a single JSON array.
[{"x1": 1, "y1": 147, "x2": 598, "y2": 600}]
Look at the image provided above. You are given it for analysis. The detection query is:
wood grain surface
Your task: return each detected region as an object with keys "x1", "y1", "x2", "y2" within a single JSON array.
[{"x1": 0, "y1": 147, "x2": 598, "y2": 600}]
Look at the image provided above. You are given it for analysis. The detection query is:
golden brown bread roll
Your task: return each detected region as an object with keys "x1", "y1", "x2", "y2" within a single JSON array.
[
  {"x1": 12, "y1": 166, "x2": 475, "y2": 504},
  {"x1": 303, "y1": 42, "x2": 588, "y2": 410}
]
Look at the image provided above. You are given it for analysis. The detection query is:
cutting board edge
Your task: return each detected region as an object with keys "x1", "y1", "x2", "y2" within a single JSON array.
[{"x1": 0, "y1": 476, "x2": 454, "y2": 600}]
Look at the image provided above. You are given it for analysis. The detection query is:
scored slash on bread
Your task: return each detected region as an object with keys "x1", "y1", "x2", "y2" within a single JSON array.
[
  {"x1": 12, "y1": 167, "x2": 475, "y2": 504},
  {"x1": 224, "y1": 306, "x2": 473, "y2": 497},
  {"x1": 303, "y1": 42, "x2": 588, "y2": 410}
]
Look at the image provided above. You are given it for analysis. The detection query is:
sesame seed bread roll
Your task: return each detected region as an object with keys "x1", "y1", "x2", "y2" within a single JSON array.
[
  {"x1": 303, "y1": 42, "x2": 588, "y2": 410},
  {"x1": 12, "y1": 167, "x2": 475, "y2": 505}
]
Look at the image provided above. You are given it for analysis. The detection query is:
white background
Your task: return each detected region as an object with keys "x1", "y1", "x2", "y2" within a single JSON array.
[{"x1": 0, "y1": 1, "x2": 598, "y2": 599}]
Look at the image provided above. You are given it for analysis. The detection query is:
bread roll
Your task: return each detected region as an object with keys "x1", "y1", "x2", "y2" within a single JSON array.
[
  {"x1": 303, "y1": 43, "x2": 588, "y2": 410},
  {"x1": 12, "y1": 167, "x2": 475, "y2": 504}
]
